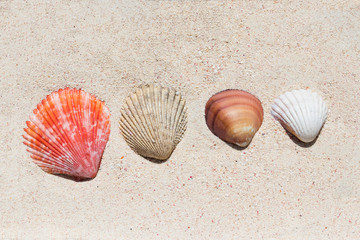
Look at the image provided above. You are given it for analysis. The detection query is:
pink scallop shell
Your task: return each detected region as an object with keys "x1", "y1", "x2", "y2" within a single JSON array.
[{"x1": 23, "y1": 88, "x2": 111, "y2": 180}]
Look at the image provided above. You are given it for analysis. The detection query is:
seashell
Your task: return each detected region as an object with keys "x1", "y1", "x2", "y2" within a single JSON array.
[
  {"x1": 205, "y1": 89, "x2": 264, "y2": 147},
  {"x1": 271, "y1": 89, "x2": 328, "y2": 143},
  {"x1": 23, "y1": 88, "x2": 111, "y2": 180},
  {"x1": 119, "y1": 84, "x2": 188, "y2": 160}
]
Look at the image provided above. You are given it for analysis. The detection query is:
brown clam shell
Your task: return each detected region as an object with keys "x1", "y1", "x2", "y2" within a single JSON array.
[{"x1": 205, "y1": 89, "x2": 264, "y2": 147}]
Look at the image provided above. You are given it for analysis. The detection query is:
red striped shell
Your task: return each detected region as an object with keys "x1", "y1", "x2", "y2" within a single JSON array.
[
  {"x1": 23, "y1": 88, "x2": 111, "y2": 180},
  {"x1": 205, "y1": 89, "x2": 264, "y2": 147}
]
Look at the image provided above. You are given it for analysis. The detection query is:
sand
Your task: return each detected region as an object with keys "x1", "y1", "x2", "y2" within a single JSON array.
[{"x1": 1, "y1": 0, "x2": 359, "y2": 239}]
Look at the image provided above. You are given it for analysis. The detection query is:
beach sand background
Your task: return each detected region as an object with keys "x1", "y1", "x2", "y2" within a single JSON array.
[{"x1": 1, "y1": 0, "x2": 359, "y2": 239}]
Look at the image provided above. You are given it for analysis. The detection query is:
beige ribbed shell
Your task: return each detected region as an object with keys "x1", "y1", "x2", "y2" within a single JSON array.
[{"x1": 119, "y1": 84, "x2": 188, "y2": 160}]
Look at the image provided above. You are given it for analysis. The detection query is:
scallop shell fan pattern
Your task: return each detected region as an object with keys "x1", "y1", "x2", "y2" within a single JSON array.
[
  {"x1": 119, "y1": 84, "x2": 188, "y2": 160},
  {"x1": 23, "y1": 88, "x2": 111, "y2": 180},
  {"x1": 271, "y1": 89, "x2": 328, "y2": 143}
]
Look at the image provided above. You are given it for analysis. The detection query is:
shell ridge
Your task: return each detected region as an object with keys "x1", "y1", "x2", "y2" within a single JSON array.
[
  {"x1": 50, "y1": 92, "x2": 82, "y2": 164},
  {"x1": 270, "y1": 106, "x2": 287, "y2": 127},
  {"x1": 133, "y1": 93, "x2": 156, "y2": 145},
  {"x1": 272, "y1": 93, "x2": 298, "y2": 138},
  {"x1": 297, "y1": 90, "x2": 317, "y2": 140},
  {"x1": 80, "y1": 90, "x2": 101, "y2": 172},
  {"x1": 63, "y1": 89, "x2": 86, "y2": 166},
  {"x1": 172, "y1": 98, "x2": 186, "y2": 144},
  {"x1": 73, "y1": 90, "x2": 94, "y2": 167},
  {"x1": 91, "y1": 98, "x2": 103, "y2": 157},
  {"x1": 40, "y1": 98, "x2": 67, "y2": 146},
  {"x1": 159, "y1": 87, "x2": 167, "y2": 154},
  {"x1": 162, "y1": 87, "x2": 172, "y2": 152},
  {"x1": 317, "y1": 93, "x2": 327, "y2": 125},
  {"x1": 23, "y1": 132, "x2": 72, "y2": 167},
  {"x1": 321, "y1": 100, "x2": 328, "y2": 123},
  {"x1": 28, "y1": 148, "x2": 73, "y2": 172},
  {"x1": 36, "y1": 101, "x2": 78, "y2": 165},
  {"x1": 89, "y1": 96, "x2": 102, "y2": 163},
  {"x1": 120, "y1": 123, "x2": 147, "y2": 151},
  {"x1": 76, "y1": 89, "x2": 88, "y2": 160},
  {"x1": 31, "y1": 157, "x2": 72, "y2": 175},
  {"x1": 89, "y1": 97, "x2": 103, "y2": 171},
  {"x1": 155, "y1": 86, "x2": 167, "y2": 156},
  {"x1": 137, "y1": 89, "x2": 161, "y2": 154},
  {"x1": 161, "y1": 87, "x2": 173, "y2": 157},
  {"x1": 79, "y1": 90, "x2": 90, "y2": 159},
  {"x1": 277, "y1": 96, "x2": 301, "y2": 135},
  {"x1": 293, "y1": 90, "x2": 309, "y2": 138},
  {"x1": 127, "y1": 95, "x2": 154, "y2": 148},
  {"x1": 87, "y1": 95, "x2": 96, "y2": 153},
  {"x1": 64, "y1": 90, "x2": 83, "y2": 159},
  {"x1": 90, "y1": 99, "x2": 99, "y2": 155},
  {"x1": 119, "y1": 85, "x2": 188, "y2": 160},
  {"x1": 314, "y1": 92, "x2": 327, "y2": 136},
  {"x1": 26, "y1": 116, "x2": 70, "y2": 160},
  {"x1": 151, "y1": 85, "x2": 170, "y2": 157},
  {"x1": 298, "y1": 91, "x2": 320, "y2": 141},
  {"x1": 284, "y1": 92, "x2": 304, "y2": 135},
  {"x1": 307, "y1": 91, "x2": 319, "y2": 137},
  {"x1": 99, "y1": 114, "x2": 111, "y2": 150},
  {"x1": 31, "y1": 156, "x2": 73, "y2": 175},
  {"x1": 153, "y1": 86, "x2": 167, "y2": 156},
  {"x1": 95, "y1": 103, "x2": 110, "y2": 160},
  {"x1": 122, "y1": 99, "x2": 156, "y2": 154},
  {"x1": 163, "y1": 87, "x2": 170, "y2": 135},
  {"x1": 120, "y1": 115, "x2": 152, "y2": 154},
  {"x1": 67, "y1": 89, "x2": 85, "y2": 161},
  {"x1": 174, "y1": 106, "x2": 187, "y2": 144},
  {"x1": 175, "y1": 102, "x2": 187, "y2": 143},
  {"x1": 62, "y1": 90, "x2": 88, "y2": 166},
  {"x1": 149, "y1": 86, "x2": 164, "y2": 155},
  {"x1": 138, "y1": 87, "x2": 162, "y2": 156},
  {"x1": 308, "y1": 91, "x2": 318, "y2": 136},
  {"x1": 142, "y1": 86, "x2": 159, "y2": 145},
  {"x1": 303, "y1": 91, "x2": 313, "y2": 136},
  {"x1": 165, "y1": 91, "x2": 177, "y2": 149},
  {"x1": 78, "y1": 90, "x2": 95, "y2": 165},
  {"x1": 120, "y1": 109, "x2": 151, "y2": 150},
  {"x1": 304, "y1": 91, "x2": 318, "y2": 140},
  {"x1": 175, "y1": 96, "x2": 187, "y2": 142},
  {"x1": 25, "y1": 138, "x2": 74, "y2": 172},
  {"x1": 55, "y1": 90, "x2": 88, "y2": 169},
  {"x1": 271, "y1": 101, "x2": 294, "y2": 131},
  {"x1": 168, "y1": 91, "x2": 178, "y2": 144},
  {"x1": 151, "y1": 85, "x2": 164, "y2": 156}
]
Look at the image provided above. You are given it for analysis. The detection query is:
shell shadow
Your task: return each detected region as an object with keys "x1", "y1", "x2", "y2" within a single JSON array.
[
  {"x1": 225, "y1": 142, "x2": 249, "y2": 151},
  {"x1": 278, "y1": 121, "x2": 324, "y2": 148},
  {"x1": 285, "y1": 130, "x2": 318, "y2": 148},
  {"x1": 56, "y1": 174, "x2": 94, "y2": 182},
  {"x1": 143, "y1": 156, "x2": 169, "y2": 164}
]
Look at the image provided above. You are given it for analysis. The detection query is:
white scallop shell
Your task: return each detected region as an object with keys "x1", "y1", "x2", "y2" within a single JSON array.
[
  {"x1": 271, "y1": 89, "x2": 328, "y2": 142},
  {"x1": 119, "y1": 84, "x2": 188, "y2": 160}
]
